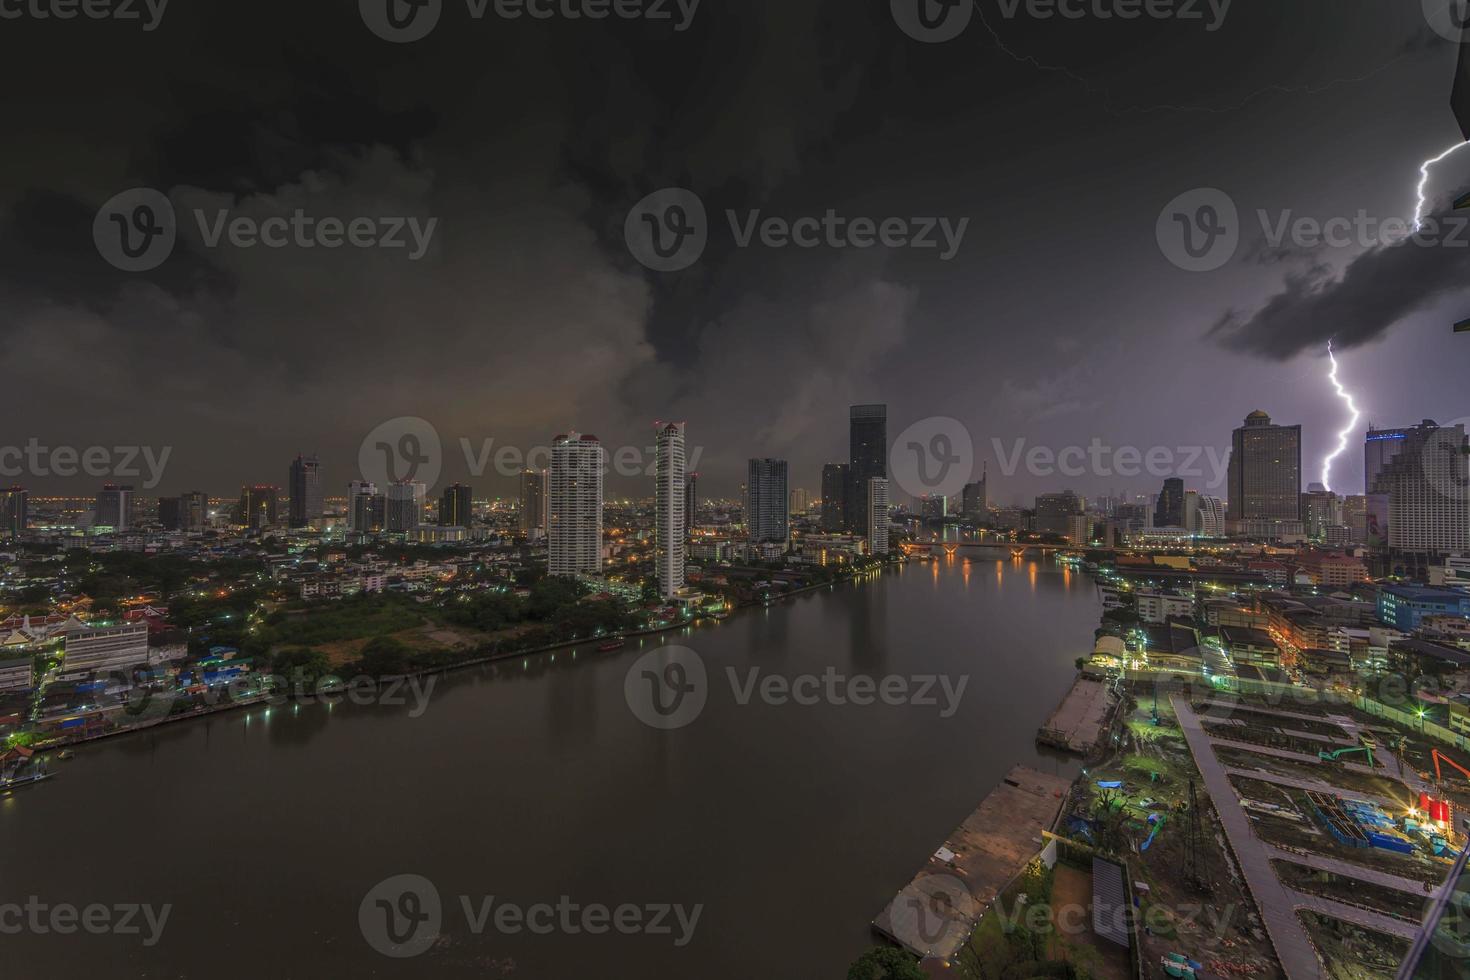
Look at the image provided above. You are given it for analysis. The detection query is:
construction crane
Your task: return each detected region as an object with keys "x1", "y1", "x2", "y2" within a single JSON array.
[
  {"x1": 1433, "y1": 749, "x2": 1470, "y2": 785},
  {"x1": 1318, "y1": 745, "x2": 1374, "y2": 767}
]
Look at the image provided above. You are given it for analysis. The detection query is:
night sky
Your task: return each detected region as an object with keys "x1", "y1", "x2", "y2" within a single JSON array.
[{"x1": 2, "y1": 0, "x2": 1467, "y2": 502}]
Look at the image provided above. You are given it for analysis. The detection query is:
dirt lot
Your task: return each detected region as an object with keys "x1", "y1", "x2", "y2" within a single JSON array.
[
  {"x1": 1298, "y1": 910, "x2": 1410, "y2": 980},
  {"x1": 1213, "y1": 746, "x2": 1416, "y2": 804},
  {"x1": 1083, "y1": 700, "x2": 1283, "y2": 978},
  {"x1": 1272, "y1": 860, "x2": 1427, "y2": 922}
]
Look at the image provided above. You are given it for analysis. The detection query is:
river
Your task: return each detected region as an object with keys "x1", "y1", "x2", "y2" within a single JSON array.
[{"x1": 1, "y1": 551, "x2": 1100, "y2": 978}]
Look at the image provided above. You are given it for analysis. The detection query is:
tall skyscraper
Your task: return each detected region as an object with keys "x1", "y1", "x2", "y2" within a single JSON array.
[
  {"x1": 1195, "y1": 495, "x2": 1225, "y2": 537},
  {"x1": 655, "y1": 422, "x2": 687, "y2": 598},
  {"x1": 868, "y1": 477, "x2": 890, "y2": 555},
  {"x1": 2, "y1": 487, "x2": 28, "y2": 538},
  {"x1": 1299, "y1": 485, "x2": 1343, "y2": 541},
  {"x1": 519, "y1": 470, "x2": 546, "y2": 534},
  {"x1": 789, "y1": 487, "x2": 809, "y2": 515},
  {"x1": 686, "y1": 472, "x2": 699, "y2": 529},
  {"x1": 180, "y1": 490, "x2": 208, "y2": 531},
  {"x1": 439, "y1": 483, "x2": 473, "y2": 528},
  {"x1": 821, "y1": 463, "x2": 849, "y2": 532},
  {"x1": 95, "y1": 484, "x2": 133, "y2": 531},
  {"x1": 348, "y1": 481, "x2": 378, "y2": 533},
  {"x1": 385, "y1": 481, "x2": 426, "y2": 533},
  {"x1": 549, "y1": 432, "x2": 603, "y2": 577},
  {"x1": 962, "y1": 471, "x2": 987, "y2": 522},
  {"x1": 746, "y1": 458, "x2": 789, "y2": 545},
  {"x1": 288, "y1": 454, "x2": 323, "y2": 528},
  {"x1": 1225, "y1": 411, "x2": 1302, "y2": 522},
  {"x1": 1368, "y1": 420, "x2": 1470, "y2": 563},
  {"x1": 1154, "y1": 477, "x2": 1185, "y2": 528},
  {"x1": 1035, "y1": 491, "x2": 1083, "y2": 537},
  {"x1": 238, "y1": 486, "x2": 277, "y2": 530},
  {"x1": 848, "y1": 404, "x2": 887, "y2": 534},
  {"x1": 158, "y1": 497, "x2": 182, "y2": 531},
  {"x1": 1365, "y1": 426, "x2": 1410, "y2": 495}
]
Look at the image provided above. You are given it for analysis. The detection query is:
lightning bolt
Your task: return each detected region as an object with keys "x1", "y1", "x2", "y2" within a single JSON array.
[
  {"x1": 1320, "y1": 341, "x2": 1361, "y2": 494},
  {"x1": 1414, "y1": 140, "x2": 1470, "y2": 231}
]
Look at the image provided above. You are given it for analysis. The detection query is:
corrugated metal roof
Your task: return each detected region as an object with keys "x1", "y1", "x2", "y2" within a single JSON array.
[{"x1": 1091, "y1": 856, "x2": 1131, "y2": 949}]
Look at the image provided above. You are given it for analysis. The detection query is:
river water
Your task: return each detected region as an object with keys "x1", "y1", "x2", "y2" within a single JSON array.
[{"x1": 1, "y1": 552, "x2": 1100, "y2": 978}]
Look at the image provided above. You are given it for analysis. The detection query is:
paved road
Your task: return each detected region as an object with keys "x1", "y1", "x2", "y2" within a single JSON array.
[
  {"x1": 1262, "y1": 841, "x2": 1443, "y2": 898},
  {"x1": 1174, "y1": 696, "x2": 1324, "y2": 980},
  {"x1": 1222, "y1": 765, "x2": 1405, "y2": 810},
  {"x1": 1288, "y1": 889, "x2": 1421, "y2": 940}
]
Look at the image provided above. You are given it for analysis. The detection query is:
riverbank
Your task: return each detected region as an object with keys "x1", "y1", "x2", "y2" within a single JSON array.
[{"x1": 20, "y1": 557, "x2": 904, "y2": 752}]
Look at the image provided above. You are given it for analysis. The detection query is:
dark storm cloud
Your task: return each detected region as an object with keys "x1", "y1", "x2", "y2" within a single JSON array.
[{"x1": 1208, "y1": 209, "x2": 1470, "y2": 359}]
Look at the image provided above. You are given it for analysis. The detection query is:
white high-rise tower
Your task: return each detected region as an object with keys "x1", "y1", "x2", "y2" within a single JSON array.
[
  {"x1": 549, "y1": 432, "x2": 604, "y2": 577},
  {"x1": 655, "y1": 422, "x2": 687, "y2": 598}
]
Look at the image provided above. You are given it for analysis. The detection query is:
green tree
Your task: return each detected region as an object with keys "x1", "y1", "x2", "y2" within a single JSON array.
[
  {"x1": 847, "y1": 947, "x2": 925, "y2": 980},
  {"x1": 358, "y1": 636, "x2": 410, "y2": 677}
]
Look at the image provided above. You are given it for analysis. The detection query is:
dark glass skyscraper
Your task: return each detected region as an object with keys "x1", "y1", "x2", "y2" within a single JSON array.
[
  {"x1": 1, "y1": 487, "x2": 28, "y2": 538},
  {"x1": 821, "y1": 463, "x2": 848, "y2": 532},
  {"x1": 288, "y1": 454, "x2": 323, "y2": 528},
  {"x1": 1225, "y1": 410, "x2": 1302, "y2": 522},
  {"x1": 95, "y1": 484, "x2": 133, "y2": 531},
  {"x1": 439, "y1": 483, "x2": 473, "y2": 528},
  {"x1": 239, "y1": 485, "x2": 278, "y2": 529},
  {"x1": 746, "y1": 458, "x2": 789, "y2": 544},
  {"x1": 848, "y1": 404, "x2": 887, "y2": 535},
  {"x1": 1154, "y1": 477, "x2": 1185, "y2": 528}
]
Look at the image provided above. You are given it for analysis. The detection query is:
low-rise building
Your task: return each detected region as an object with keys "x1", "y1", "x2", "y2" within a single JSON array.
[
  {"x1": 1378, "y1": 585, "x2": 1470, "y2": 632},
  {"x1": 1219, "y1": 626, "x2": 1281, "y2": 668},
  {"x1": 1136, "y1": 591, "x2": 1193, "y2": 624},
  {"x1": 59, "y1": 622, "x2": 150, "y2": 679},
  {"x1": 0, "y1": 656, "x2": 34, "y2": 692}
]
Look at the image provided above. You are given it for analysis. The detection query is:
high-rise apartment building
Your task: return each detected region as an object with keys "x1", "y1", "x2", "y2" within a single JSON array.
[
  {"x1": 1035, "y1": 491, "x2": 1083, "y2": 537},
  {"x1": 746, "y1": 458, "x2": 789, "y2": 545},
  {"x1": 868, "y1": 477, "x2": 890, "y2": 555},
  {"x1": 848, "y1": 404, "x2": 887, "y2": 534},
  {"x1": 1154, "y1": 477, "x2": 1185, "y2": 528},
  {"x1": 180, "y1": 490, "x2": 208, "y2": 531},
  {"x1": 789, "y1": 487, "x2": 809, "y2": 515},
  {"x1": 1226, "y1": 411, "x2": 1302, "y2": 522},
  {"x1": 439, "y1": 483, "x2": 473, "y2": 528},
  {"x1": 519, "y1": 470, "x2": 546, "y2": 534},
  {"x1": 1365, "y1": 427, "x2": 1410, "y2": 496},
  {"x1": 655, "y1": 422, "x2": 687, "y2": 598},
  {"x1": 238, "y1": 486, "x2": 277, "y2": 530},
  {"x1": 821, "y1": 463, "x2": 849, "y2": 532},
  {"x1": 385, "y1": 480, "x2": 426, "y2": 533},
  {"x1": 348, "y1": 481, "x2": 379, "y2": 533},
  {"x1": 549, "y1": 433, "x2": 603, "y2": 577},
  {"x1": 1299, "y1": 485, "x2": 1343, "y2": 541},
  {"x1": 1368, "y1": 420, "x2": 1470, "y2": 564},
  {"x1": 962, "y1": 472, "x2": 987, "y2": 522},
  {"x1": 95, "y1": 484, "x2": 133, "y2": 531},
  {"x1": 1, "y1": 487, "x2": 28, "y2": 538},
  {"x1": 288, "y1": 454, "x2": 323, "y2": 528}
]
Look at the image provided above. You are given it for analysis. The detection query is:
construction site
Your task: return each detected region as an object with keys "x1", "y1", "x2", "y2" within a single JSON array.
[{"x1": 1013, "y1": 680, "x2": 1470, "y2": 980}]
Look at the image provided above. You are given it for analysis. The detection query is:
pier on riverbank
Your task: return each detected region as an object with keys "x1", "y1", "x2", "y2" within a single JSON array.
[
  {"x1": 1036, "y1": 675, "x2": 1115, "y2": 755},
  {"x1": 872, "y1": 765, "x2": 1072, "y2": 962}
]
